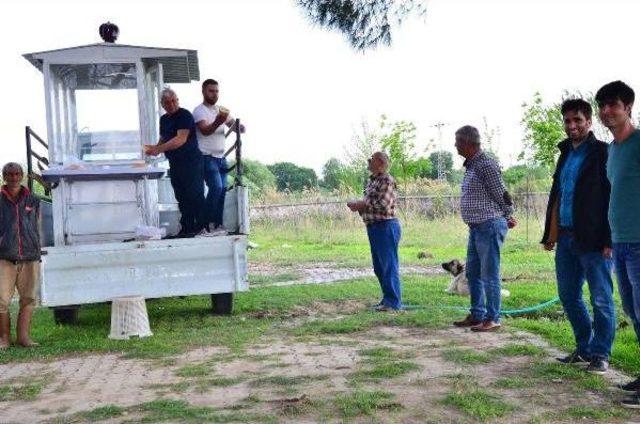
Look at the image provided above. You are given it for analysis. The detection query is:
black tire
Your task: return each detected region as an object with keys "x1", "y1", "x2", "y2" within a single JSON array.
[
  {"x1": 52, "y1": 307, "x2": 79, "y2": 325},
  {"x1": 211, "y1": 293, "x2": 233, "y2": 315}
]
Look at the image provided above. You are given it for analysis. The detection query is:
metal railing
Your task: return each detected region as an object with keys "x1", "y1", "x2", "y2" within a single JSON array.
[
  {"x1": 24, "y1": 126, "x2": 52, "y2": 196},
  {"x1": 223, "y1": 118, "x2": 244, "y2": 189}
]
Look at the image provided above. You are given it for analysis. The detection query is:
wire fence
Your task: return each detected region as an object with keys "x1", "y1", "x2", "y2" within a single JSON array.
[{"x1": 251, "y1": 192, "x2": 549, "y2": 222}]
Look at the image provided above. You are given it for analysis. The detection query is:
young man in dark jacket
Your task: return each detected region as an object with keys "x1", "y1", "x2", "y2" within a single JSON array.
[
  {"x1": 0, "y1": 163, "x2": 41, "y2": 348},
  {"x1": 541, "y1": 99, "x2": 615, "y2": 374}
]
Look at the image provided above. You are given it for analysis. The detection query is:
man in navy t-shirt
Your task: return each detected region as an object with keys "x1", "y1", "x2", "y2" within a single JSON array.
[{"x1": 146, "y1": 88, "x2": 205, "y2": 235}]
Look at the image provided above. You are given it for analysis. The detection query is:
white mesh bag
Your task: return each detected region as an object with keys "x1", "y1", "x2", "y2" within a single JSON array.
[{"x1": 108, "y1": 296, "x2": 153, "y2": 340}]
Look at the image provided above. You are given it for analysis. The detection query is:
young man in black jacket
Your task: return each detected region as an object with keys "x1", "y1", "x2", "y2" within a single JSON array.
[{"x1": 541, "y1": 99, "x2": 615, "y2": 374}]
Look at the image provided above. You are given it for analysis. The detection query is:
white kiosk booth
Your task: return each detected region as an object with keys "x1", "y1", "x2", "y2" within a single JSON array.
[{"x1": 23, "y1": 25, "x2": 249, "y2": 323}]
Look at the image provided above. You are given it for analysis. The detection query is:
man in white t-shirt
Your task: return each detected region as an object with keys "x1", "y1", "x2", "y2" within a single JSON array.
[{"x1": 193, "y1": 79, "x2": 245, "y2": 234}]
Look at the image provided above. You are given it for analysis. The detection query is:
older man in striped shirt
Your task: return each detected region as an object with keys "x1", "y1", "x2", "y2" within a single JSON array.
[
  {"x1": 347, "y1": 151, "x2": 402, "y2": 311},
  {"x1": 453, "y1": 126, "x2": 516, "y2": 332}
]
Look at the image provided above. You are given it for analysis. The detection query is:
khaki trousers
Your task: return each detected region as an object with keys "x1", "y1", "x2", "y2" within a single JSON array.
[{"x1": 0, "y1": 260, "x2": 39, "y2": 313}]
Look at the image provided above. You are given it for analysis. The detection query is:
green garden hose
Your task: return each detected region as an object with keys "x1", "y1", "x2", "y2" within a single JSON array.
[{"x1": 400, "y1": 296, "x2": 561, "y2": 316}]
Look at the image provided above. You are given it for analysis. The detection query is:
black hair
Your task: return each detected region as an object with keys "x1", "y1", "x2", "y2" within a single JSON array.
[
  {"x1": 560, "y1": 98, "x2": 592, "y2": 119},
  {"x1": 202, "y1": 79, "x2": 219, "y2": 91},
  {"x1": 595, "y1": 80, "x2": 635, "y2": 109}
]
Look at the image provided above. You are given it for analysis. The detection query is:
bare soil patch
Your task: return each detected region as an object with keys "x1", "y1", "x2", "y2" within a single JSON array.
[
  {"x1": 249, "y1": 262, "x2": 444, "y2": 287},
  {"x1": 0, "y1": 311, "x2": 636, "y2": 423}
]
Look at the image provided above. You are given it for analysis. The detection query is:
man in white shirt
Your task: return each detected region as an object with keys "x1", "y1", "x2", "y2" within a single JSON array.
[{"x1": 192, "y1": 79, "x2": 245, "y2": 234}]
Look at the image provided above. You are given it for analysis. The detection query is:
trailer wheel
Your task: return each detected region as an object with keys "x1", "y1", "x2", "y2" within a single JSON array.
[
  {"x1": 52, "y1": 307, "x2": 79, "y2": 325},
  {"x1": 211, "y1": 293, "x2": 233, "y2": 315}
]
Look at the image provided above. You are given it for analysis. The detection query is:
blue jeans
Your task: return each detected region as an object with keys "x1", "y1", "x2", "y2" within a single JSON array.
[
  {"x1": 556, "y1": 234, "x2": 615, "y2": 359},
  {"x1": 613, "y1": 243, "x2": 640, "y2": 343},
  {"x1": 203, "y1": 156, "x2": 228, "y2": 227},
  {"x1": 366, "y1": 219, "x2": 402, "y2": 310},
  {"x1": 466, "y1": 217, "x2": 508, "y2": 323}
]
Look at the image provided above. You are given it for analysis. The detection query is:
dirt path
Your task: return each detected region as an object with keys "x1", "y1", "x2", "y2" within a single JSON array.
[
  {"x1": 249, "y1": 262, "x2": 444, "y2": 287},
  {"x1": 0, "y1": 311, "x2": 636, "y2": 423}
]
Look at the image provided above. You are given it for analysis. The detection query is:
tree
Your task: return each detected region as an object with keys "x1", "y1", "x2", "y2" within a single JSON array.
[
  {"x1": 343, "y1": 119, "x2": 381, "y2": 190},
  {"x1": 380, "y1": 117, "x2": 418, "y2": 189},
  {"x1": 520, "y1": 92, "x2": 564, "y2": 168},
  {"x1": 482, "y1": 116, "x2": 501, "y2": 166},
  {"x1": 320, "y1": 157, "x2": 344, "y2": 190},
  {"x1": 427, "y1": 151, "x2": 453, "y2": 180},
  {"x1": 267, "y1": 162, "x2": 318, "y2": 192},
  {"x1": 407, "y1": 157, "x2": 432, "y2": 179},
  {"x1": 238, "y1": 159, "x2": 277, "y2": 196},
  {"x1": 503, "y1": 164, "x2": 552, "y2": 193},
  {"x1": 520, "y1": 91, "x2": 611, "y2": 169},
  {"x1": 297, "y1": 0, "x2": 427, "y2": 51}
]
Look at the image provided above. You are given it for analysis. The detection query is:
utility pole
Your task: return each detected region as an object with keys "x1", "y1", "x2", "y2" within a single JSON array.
[{"x1": 431, "y1": 122, "x2": 447, "y2": 180}]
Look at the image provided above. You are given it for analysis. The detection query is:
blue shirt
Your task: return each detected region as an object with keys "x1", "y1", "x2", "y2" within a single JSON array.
[
  {"x1": 559, "y1": 141, "x2": 589, "y2": 228},
  {"x1": 159, "y1": 108, "x2": 201, "y2": 164},
  {"x1": 607, "y1": 129, "x2": 640, "y2": 243}
]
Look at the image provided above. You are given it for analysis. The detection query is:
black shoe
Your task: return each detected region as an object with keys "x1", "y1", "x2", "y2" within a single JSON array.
[
  {"x1": 556, "y1": 351, "x2": 589, "y2": 365},
  {"x1": 617, "y1": 377, "x2": 640, "y2": 393},
  {"x1": 621, "y1": 394, "x2": 640, "y2": 409},
  {"x1": 586, "y1": 357, "x2": 608, "y2": 374}
]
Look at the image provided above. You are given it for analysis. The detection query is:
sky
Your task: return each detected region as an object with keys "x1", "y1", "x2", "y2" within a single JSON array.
[{"x1": 1, "y1": 0, "x2": 639, "y2": 174}]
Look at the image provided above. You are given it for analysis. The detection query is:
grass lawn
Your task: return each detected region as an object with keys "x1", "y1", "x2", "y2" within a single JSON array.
[
  {"x1": 251, "y1": 213, "x2": 640, "y2": 375},
  {"x1": 4, "y1": 213, "x2": 640, "y2": 377}
]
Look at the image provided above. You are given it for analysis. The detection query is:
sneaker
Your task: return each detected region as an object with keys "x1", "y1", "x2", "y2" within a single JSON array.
[
  {"x1": 556, "y1": 351, "x2": 590, "y2": 365},
  {"x1": 621, "y1": 393, "x2": 640, "y2": 409},
  {"x1": 586, "y1": 357, "x2": 609, "y2": 374},
  {"x1": 617, "y1": 377, "x2": 640, "y2": 393},
  {"x1": 453, "y1": 314, "x2": 482, "y2": 328},
  {"x1": 470, "y1": 320, "x2": 501, "y2": 332}
]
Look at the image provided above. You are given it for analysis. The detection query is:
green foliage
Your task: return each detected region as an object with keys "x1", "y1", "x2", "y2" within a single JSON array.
[
  {"x1": 297, "y1": 0, "x2": 426, "y2": 51},
  {"x1": 406, "y1": 157, "x2": 432, "y2": 179},
  {"x1": 320, "y1": 157, "x2": 343, "y2": 190},
  {"x1": 267, "y1": 162, "x2": 318, "y2": 192},
  {"x1": 380, "y1": 117, "x2": 418, "y2": 187},
  {"x1": 520, "y1": 92, "x2": 565, "y2": 168},
  {"x1": 320, "y1": 157, "x2": 362, "y2": 191},
  {"x1": 233, "y1": 159, "x2": 276, "y2": 197},
  {"x1": 502, "y1": 164, "x2": 552, "y2": 193},
  {"x1": 328, "y1": 116, "x2": 438, "y2": 193},
  {"x1": 427, "y1": 151, "x2": 453, "y2": 180}
]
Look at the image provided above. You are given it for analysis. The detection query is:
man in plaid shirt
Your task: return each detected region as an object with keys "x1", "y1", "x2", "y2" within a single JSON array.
[
  {"x1": 347, "y1": 152, "x2": 402, "y2": 311},
  {"x1": 453, "y1": 125, "x2": 516, "y2": 332}
]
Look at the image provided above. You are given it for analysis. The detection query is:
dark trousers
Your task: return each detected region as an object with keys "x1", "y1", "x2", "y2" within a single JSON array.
[
  {"x1": 366, "y1": 219, "x2": 402, "y2": 309},
  {"x1": 203, "y1": 156, "x2": 228, "y2": 227},
  {"x1": 169, "y1": 156, "x2": 205, "y2": 234}
]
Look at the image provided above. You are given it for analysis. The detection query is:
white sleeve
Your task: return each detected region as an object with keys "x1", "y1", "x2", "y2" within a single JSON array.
[{"x1": 192, "y1": 105, "x2": 206, "y2": 123}]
